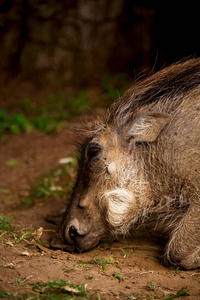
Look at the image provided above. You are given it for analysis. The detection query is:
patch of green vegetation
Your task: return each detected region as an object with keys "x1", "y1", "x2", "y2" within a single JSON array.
[
  {"x1": 30, "y1": 174, "x2": 63, "y2": 199},
  {"x1": 17, "y1": 157, "x2": 77, "y2": 207},
  {"x1": 170, "y1": 266, "x2": 181, "y2": 275},
  {"x1": 62, "y1": 268, "x2": 76, "y2": 273},
  {"x1": 0, "y1": 90, "x2": 94, "y2": 136},
  {"x1": 12, "y1": 277, "x2": 31, "y2": 288},
  {"x1": 121, "y1": 248, "x2": 132, "y2": 258},
  {"x1": 0, "y1": 214, "x2": 33, "y2": 245},
  {"x1": 0, "y1": 279, "x2": 88, "y2": 299},
  {"x1": 0, "y1": 215, "x2": 14, "y2": 232},
  {"x1": 0, "y1": 290, "x2": 34, "y2": 299},
  {"x1": 13, "y1": 229, "x2": 34, "y2": 245},
  {"x1": 33, "y1": 279, "x2": 88, "y2": 299},
  {"x1": 112, "y1": 272, "x2": 121, "y2": 280},
  {"x1": 163, "y1": 287, "x2": 190, "y2": 300},
  {"x1": 145, "y1": 283, "x2": 190, "y2": 300},
  {"x1": 0, "y1": 77, "x2": 129, "y2": 136},
  {"x1": 96, "y1": 256, "x2": 116, "y2": 271},
  {"x1": 48, "y1": 90, "x2": 91, "y2": 118},
  {"x1": 0, "y1": 227, "x2": 33, "y2": 245},
  {"x1": 0, "y1": 108, "x2": 62, "y2": 135},
  {"x1": 101, "y1": 73, "x2": 128, "y2": 102},
  {"x1": 0, "y1": 109, "x2": 34, "y2": 134},
  {"x1": 146, "y1": 282, "x2": 160, "y2": 300},
  {"x1": 145, "y1": 283, "x2": 157, "y2": 299},
  {"x1": 96, "y1": 294, "x2": 103, "y2": 300},
  {"x1": 33, "y1": 115, "x2": 62, "y2": 133},
  {"x1": 6, "y1": 159, "x2": 20, "y2": 167},
  {"x1": 77, "y1": 252, "x2": 117, "y2": 271},
  {"x1": 85, "y1": 272, "x2": 94, "y2": 280}
]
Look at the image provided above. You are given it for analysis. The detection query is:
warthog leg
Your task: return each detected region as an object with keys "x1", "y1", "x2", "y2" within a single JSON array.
[{"x1": 165, "y1": 202, "x2": 200, "y2": 270}]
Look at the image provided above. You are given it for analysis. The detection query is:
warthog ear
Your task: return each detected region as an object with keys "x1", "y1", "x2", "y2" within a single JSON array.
[{"x1": 127, "y1": 112, "x2": 171, "y2": 143}]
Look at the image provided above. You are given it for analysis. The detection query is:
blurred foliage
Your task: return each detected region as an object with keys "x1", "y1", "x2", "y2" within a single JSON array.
[
  {"x1": 0, "y1": 74, "x2": 129, "y2": 135},
  {"x1": 0, "y1": 215, "x2": 14, "y2": 232},
  {"x1": 17, "y1": 156, "x2": 77, "y2": 207},
  {"x1": 0, "y1": 90, "x2": 93, "y2": 134},
  {"x1": 101, "y1": 73, "x2": 129, "y2": 101},
  {"x1": 0, "y1": 109, "x2": 33, "y2": 134}
]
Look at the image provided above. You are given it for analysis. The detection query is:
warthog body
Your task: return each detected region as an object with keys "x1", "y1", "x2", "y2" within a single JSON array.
[{"x1": 53, "y1": 59, "x2": 200, "y2": 269}]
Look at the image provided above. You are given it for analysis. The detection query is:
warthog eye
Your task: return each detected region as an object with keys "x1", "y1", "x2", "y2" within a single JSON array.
[{"x1": 86, "y1": 143, "x2": 101, "y2": 161}]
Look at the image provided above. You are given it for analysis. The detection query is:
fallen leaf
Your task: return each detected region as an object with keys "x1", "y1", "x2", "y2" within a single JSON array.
[
  {"x1": 21, "y1": 251, "x2": 32, "y2": 257},
  {"x1": 63, "y1": 285, "x2": 80, "y2": 294},
  {"x1": 32, "y1": 227, "x2": 44, "y2": 240}
]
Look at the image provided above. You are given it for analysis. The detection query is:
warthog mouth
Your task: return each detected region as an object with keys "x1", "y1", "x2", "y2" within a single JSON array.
[
  {"x1": 50, "y1": 230, "x2": 101, "y2": 252},
  {"x1": 50, "y1": 235, "x2": 75, "y2": 252}
]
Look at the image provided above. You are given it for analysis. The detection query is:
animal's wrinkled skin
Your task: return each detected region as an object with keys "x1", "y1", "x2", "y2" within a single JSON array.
[{"x1": 51, "y1": 58, "x2": 200, "y2": 270}]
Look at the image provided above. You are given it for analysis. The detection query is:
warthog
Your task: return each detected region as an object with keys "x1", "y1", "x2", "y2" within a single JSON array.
[{"x1": 52, "y1": 58, "x2": 200, "y2": 270}]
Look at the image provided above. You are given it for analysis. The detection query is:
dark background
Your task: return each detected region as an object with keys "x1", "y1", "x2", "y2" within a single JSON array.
[{"x1": 0, "y1": 0, "x2": 199, "y2": 88}]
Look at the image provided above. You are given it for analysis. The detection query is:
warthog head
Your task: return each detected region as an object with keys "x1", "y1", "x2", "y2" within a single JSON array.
[{"x1": 51, "y1": 112, "x2": 170, "y2": 251}]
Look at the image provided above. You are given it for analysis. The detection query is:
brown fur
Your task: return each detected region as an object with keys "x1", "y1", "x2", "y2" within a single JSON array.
[{"x1": 54, "y1": 58, "x2": 200, "y2": 270}]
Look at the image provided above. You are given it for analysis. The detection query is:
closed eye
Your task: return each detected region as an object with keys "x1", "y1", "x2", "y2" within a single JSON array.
[{"x1": 86, "y1": 143, "x2": 101, "y2": 161}]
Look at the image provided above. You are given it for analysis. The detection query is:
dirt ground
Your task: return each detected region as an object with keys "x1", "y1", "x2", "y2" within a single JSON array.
[{"x1": 0, "y1": 86, "x2": 200, "y2": 300}]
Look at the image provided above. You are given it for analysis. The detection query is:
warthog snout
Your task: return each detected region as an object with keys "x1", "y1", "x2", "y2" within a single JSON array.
[
  {"x1": 59, "y1": 218, "x2": 104, "y2": 251},
  {"x1": 64, "y1": 218, "x2": 90, "y2": 244},
  {"x1": 51, "y1": 197, "x2": 107, "y2": 252}
]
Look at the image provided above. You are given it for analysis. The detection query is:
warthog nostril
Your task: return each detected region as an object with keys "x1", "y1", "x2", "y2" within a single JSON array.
[
  {"x1": 69, "y1": 225, "x2": 78, "y2": 238},
  {"x1": 65, "y1": 218, "x2": 91, "y2": 243}
]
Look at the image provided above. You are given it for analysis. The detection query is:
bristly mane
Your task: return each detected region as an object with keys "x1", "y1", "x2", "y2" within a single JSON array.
[
  {"x1": 77, "y1": 58, "x2": 200, "y2": 159},
  {"x1": 108, "y1": 58, "x2": 200, "y2": 127}
]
